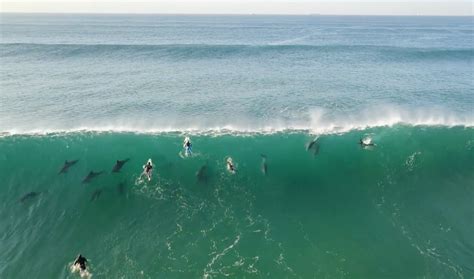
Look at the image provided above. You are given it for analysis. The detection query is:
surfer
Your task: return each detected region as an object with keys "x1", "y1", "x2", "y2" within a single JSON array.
[
  {"x1": 359, "y1": 138, "x2": 375, "y2": 147},
  {"x1": 73, "y1": 254, "x2": 88, "y2": 272},
  {"x1": 226, "y1": 157, "x2": 236, "y2": 174},
  {"x1": 142, "y1": 159, "x2": 153, "y2": 181},
  {"x1": 183, "y1": 137, "x2": 192, "y2": 156}
]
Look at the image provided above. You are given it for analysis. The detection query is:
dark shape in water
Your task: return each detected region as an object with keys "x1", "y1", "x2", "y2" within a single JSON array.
[
  {"x1": 306, "y1": 138, "x2": 318, "y2": 151},
  {"x1": 306, "y1": 138, "x2": 320, "y2": 157},
  {"x1": 90, "y1": 189, "x2": 102, "y2": 201},
  {"x1": 196, "y1": 164, "x2": 209, "y2": 183},
  {"x1": 261, "y1": 154, "x2": 268, "y2": 175},
  {"x1": 82, "y1": 171, "x2": 104, "y2": 184},
  {"x1": 312, "y1": 144, "x2": 320, "y2": 156},
  {"x1": 117, "y1": 182, "x2": 126, "y2": 194},
  {"x1": 112, "y1": 158, "x2": 130, "y2": 172},
  {"x1": 74, "y1": 254, "x2": 88, "y2": 271},
  {"x1": 59, "y1": 160, "x2": 79, "y2": 174},
  {"x1": 19, "y1": 191, "x2": 40, "y2": 203}
]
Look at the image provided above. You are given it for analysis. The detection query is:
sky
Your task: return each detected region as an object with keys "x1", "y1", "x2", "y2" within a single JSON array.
[{"x1": 1, "y1": 0, "x2": 473, "y2": 15}]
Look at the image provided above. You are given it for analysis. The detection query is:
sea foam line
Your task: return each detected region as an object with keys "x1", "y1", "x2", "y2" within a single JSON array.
[{"x1": 1, "y1": 106, "x2": 472, "y2": 136}]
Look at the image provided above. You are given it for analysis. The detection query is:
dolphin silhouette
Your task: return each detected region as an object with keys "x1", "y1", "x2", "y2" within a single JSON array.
[
  {"x1": 82, "y1": 171, "x2": 104, "y2": 184},
  {"x1": 90, "y1": 189, "x2": 102, "y2": 201},
  {"x1": 260, "y1": 154, "x2": 268, "y2": 175},
  {"x1": 59, "y1": 160, "x2": 79, "y2": 174},
  {"x1": 112, "y1": 159, "x2": 130, "y2": 173},
  {"x1": 307, "y1": 138, "x2": 320, "y2": 156},
  {"x1": 196, "y1": 164, "x2": 209, "y2": 183},
  {"x1": 312, "y1": 144, "x2": 320, "y2": 156},
  {"x1": 19, "y1": 191, "x2": 41, "y2": 203},
  {"x1": 117, "y1": 182, "x2": 126, "y2": 194},
  {"x1": 306, "y1": 138, "x2": 318, "y2": 151}
]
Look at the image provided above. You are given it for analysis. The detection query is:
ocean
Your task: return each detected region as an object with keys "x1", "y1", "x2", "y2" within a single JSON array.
[{"x1": 0, "y1": 14, "x2": 473, "y2": 278}]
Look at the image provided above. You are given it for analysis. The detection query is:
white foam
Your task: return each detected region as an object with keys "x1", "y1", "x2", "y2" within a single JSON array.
[{"x1": 1, "y1": 106, "x2": 472, "y2": 136}]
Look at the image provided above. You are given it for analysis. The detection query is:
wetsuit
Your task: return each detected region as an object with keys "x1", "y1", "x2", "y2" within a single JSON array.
[{"x1": 74, "y1": 255, "x2": 88, "y2": 271}]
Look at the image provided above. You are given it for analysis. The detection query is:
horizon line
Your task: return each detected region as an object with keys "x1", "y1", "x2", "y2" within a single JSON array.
[{"x1": 2, "y1": 12, "x2": 473, "y2": 17}]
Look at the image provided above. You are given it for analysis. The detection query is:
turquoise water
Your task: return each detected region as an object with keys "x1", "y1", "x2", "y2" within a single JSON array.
[
  {"x1": 1, "y1": 127, "x2": 473, "y2": 278},
  {"x1": 0, "y1": 14, "x2": 473, "y2": 278}
]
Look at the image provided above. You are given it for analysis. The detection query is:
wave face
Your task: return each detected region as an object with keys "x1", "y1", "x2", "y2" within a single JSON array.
[
  {"x1": 0, "y1": 127, "x2": 473, "y2": 278},
  {"x1": 1, "y1": 14, "x2": 474, "y2": 278}
]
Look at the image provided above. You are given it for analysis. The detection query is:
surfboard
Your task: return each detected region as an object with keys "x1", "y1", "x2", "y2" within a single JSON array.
[
  {"x1": 226, "y1": 157, "x2": 236, "y2": 174},
  {"x1": 71, "y1": 263, "x2": 91, "y2": 278}
]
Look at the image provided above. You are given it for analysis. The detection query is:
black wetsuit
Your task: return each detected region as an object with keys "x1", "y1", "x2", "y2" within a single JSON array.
[
  {"x1": 74, "y1": 255, "x2": 88, "y2": 271},
  {"x1": 145, "y1": 164, "x2": 153, "y2": 173}
]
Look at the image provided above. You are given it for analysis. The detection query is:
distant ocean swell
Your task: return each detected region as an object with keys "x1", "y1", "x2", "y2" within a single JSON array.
[{"x1": 1, "y1": 43, "x2": 473, "y2": 61}]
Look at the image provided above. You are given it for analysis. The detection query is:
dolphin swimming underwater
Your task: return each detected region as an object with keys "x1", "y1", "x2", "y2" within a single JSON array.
[
  {"x1": 59, "y1": 160, "x2": 79, "y2": 174},
  {"x1": 90, "y1": 189, "x2": 102, "y2": 201},
  {"x1": 312, "y1": 144, "x2": 320, "y2": 156},
  {"x1": 82, "y1": 171, "x2": 104, "y2": 184},
  {"x1": 306, "y1": 138, "x2": 320, "y2": 156},
  {"x1": 112, "y1": 159, "x2": 130, "y2": 172},
  {"x1": 117, "y1": 182, "x2": 126, "y2": 194},
  {"x1": 196, "y1": 164, "x2": 209, "y2": 183},
  {"x1": 19, "y1": 191, "x2": 41, "y2": 203},
  {"x1": 260, "y1": 154, "x2": 268, "y2": 175},
  {"x1": 306, "y1": 138, "x2": 318, "y2": 151}
]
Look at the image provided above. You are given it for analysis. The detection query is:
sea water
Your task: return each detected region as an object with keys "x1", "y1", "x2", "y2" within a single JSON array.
[{"x1": 0, "y1": 14, "x2": 473, "y2": 278}]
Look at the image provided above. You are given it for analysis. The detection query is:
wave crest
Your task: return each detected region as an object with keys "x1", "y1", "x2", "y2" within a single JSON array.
[{"x1": 1, "y1": 106, "x2": 472, "y2": 136}]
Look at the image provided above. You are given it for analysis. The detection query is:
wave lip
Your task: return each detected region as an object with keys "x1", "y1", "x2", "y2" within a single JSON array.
[{"x1": 1, "y1": 121, "x2": 472, "y2": 137}]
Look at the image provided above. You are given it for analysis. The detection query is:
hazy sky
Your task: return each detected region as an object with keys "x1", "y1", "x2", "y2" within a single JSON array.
[{"x1": 1, "y1": 0, "x2": 473, "y2": 15}]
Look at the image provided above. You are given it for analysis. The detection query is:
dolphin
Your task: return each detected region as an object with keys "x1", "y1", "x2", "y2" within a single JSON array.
[
  {"x1": 306, "y1": 138, "x2": 318, "y2": 151},
  {"x1": 90, "y1": 189, "x2": 102, "y2": 201},
  {"x1": 59, "y1": 160, "x2": 79, "y2": 174},
  {"x1": 19, "y1": 191, "x2": 40, "y2": 203},
  {"x1": 260, "y1": 154, "x2": 268, "y2": 175},
  {"x1": 312, "y1": 144, "x2": 320, "y2": 156},
  {"x1": 196, "y1": 164, "x2": 209, "y2": 183},
  {"x1": 112, "y1": 158, "x2": 130, "y2": 173},
  {"x1": 307, "y1": 138, "x2": 320, "y2": 157},
  {"x1": 117, "y1": 182, "x2": 126, "y2": 194},
  {"x1": 82, "y1": 171, "x2": 104, "y2": 184}
]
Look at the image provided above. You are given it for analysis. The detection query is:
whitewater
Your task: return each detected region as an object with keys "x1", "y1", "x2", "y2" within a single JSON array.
[{"x1": 0, "y1": 14, "x2": 473, "y2": 278}]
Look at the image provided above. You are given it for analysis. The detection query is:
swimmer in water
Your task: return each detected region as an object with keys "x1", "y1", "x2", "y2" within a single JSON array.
[
  {"x1": 74, "y1": 254, "x2": 88, "y2": 272},
  {"x1": 142, "y1": 159, "x2": 153, "y2": 181},
  {"x1": 359, "y1": 138, "x2": 375, "y2": 147},
  {"x1": 183, "y1": 137, "x2": 192, "y2": 156},
  {"x1": 226, "y1": 157, "x2": 236, "y2": 173}
]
